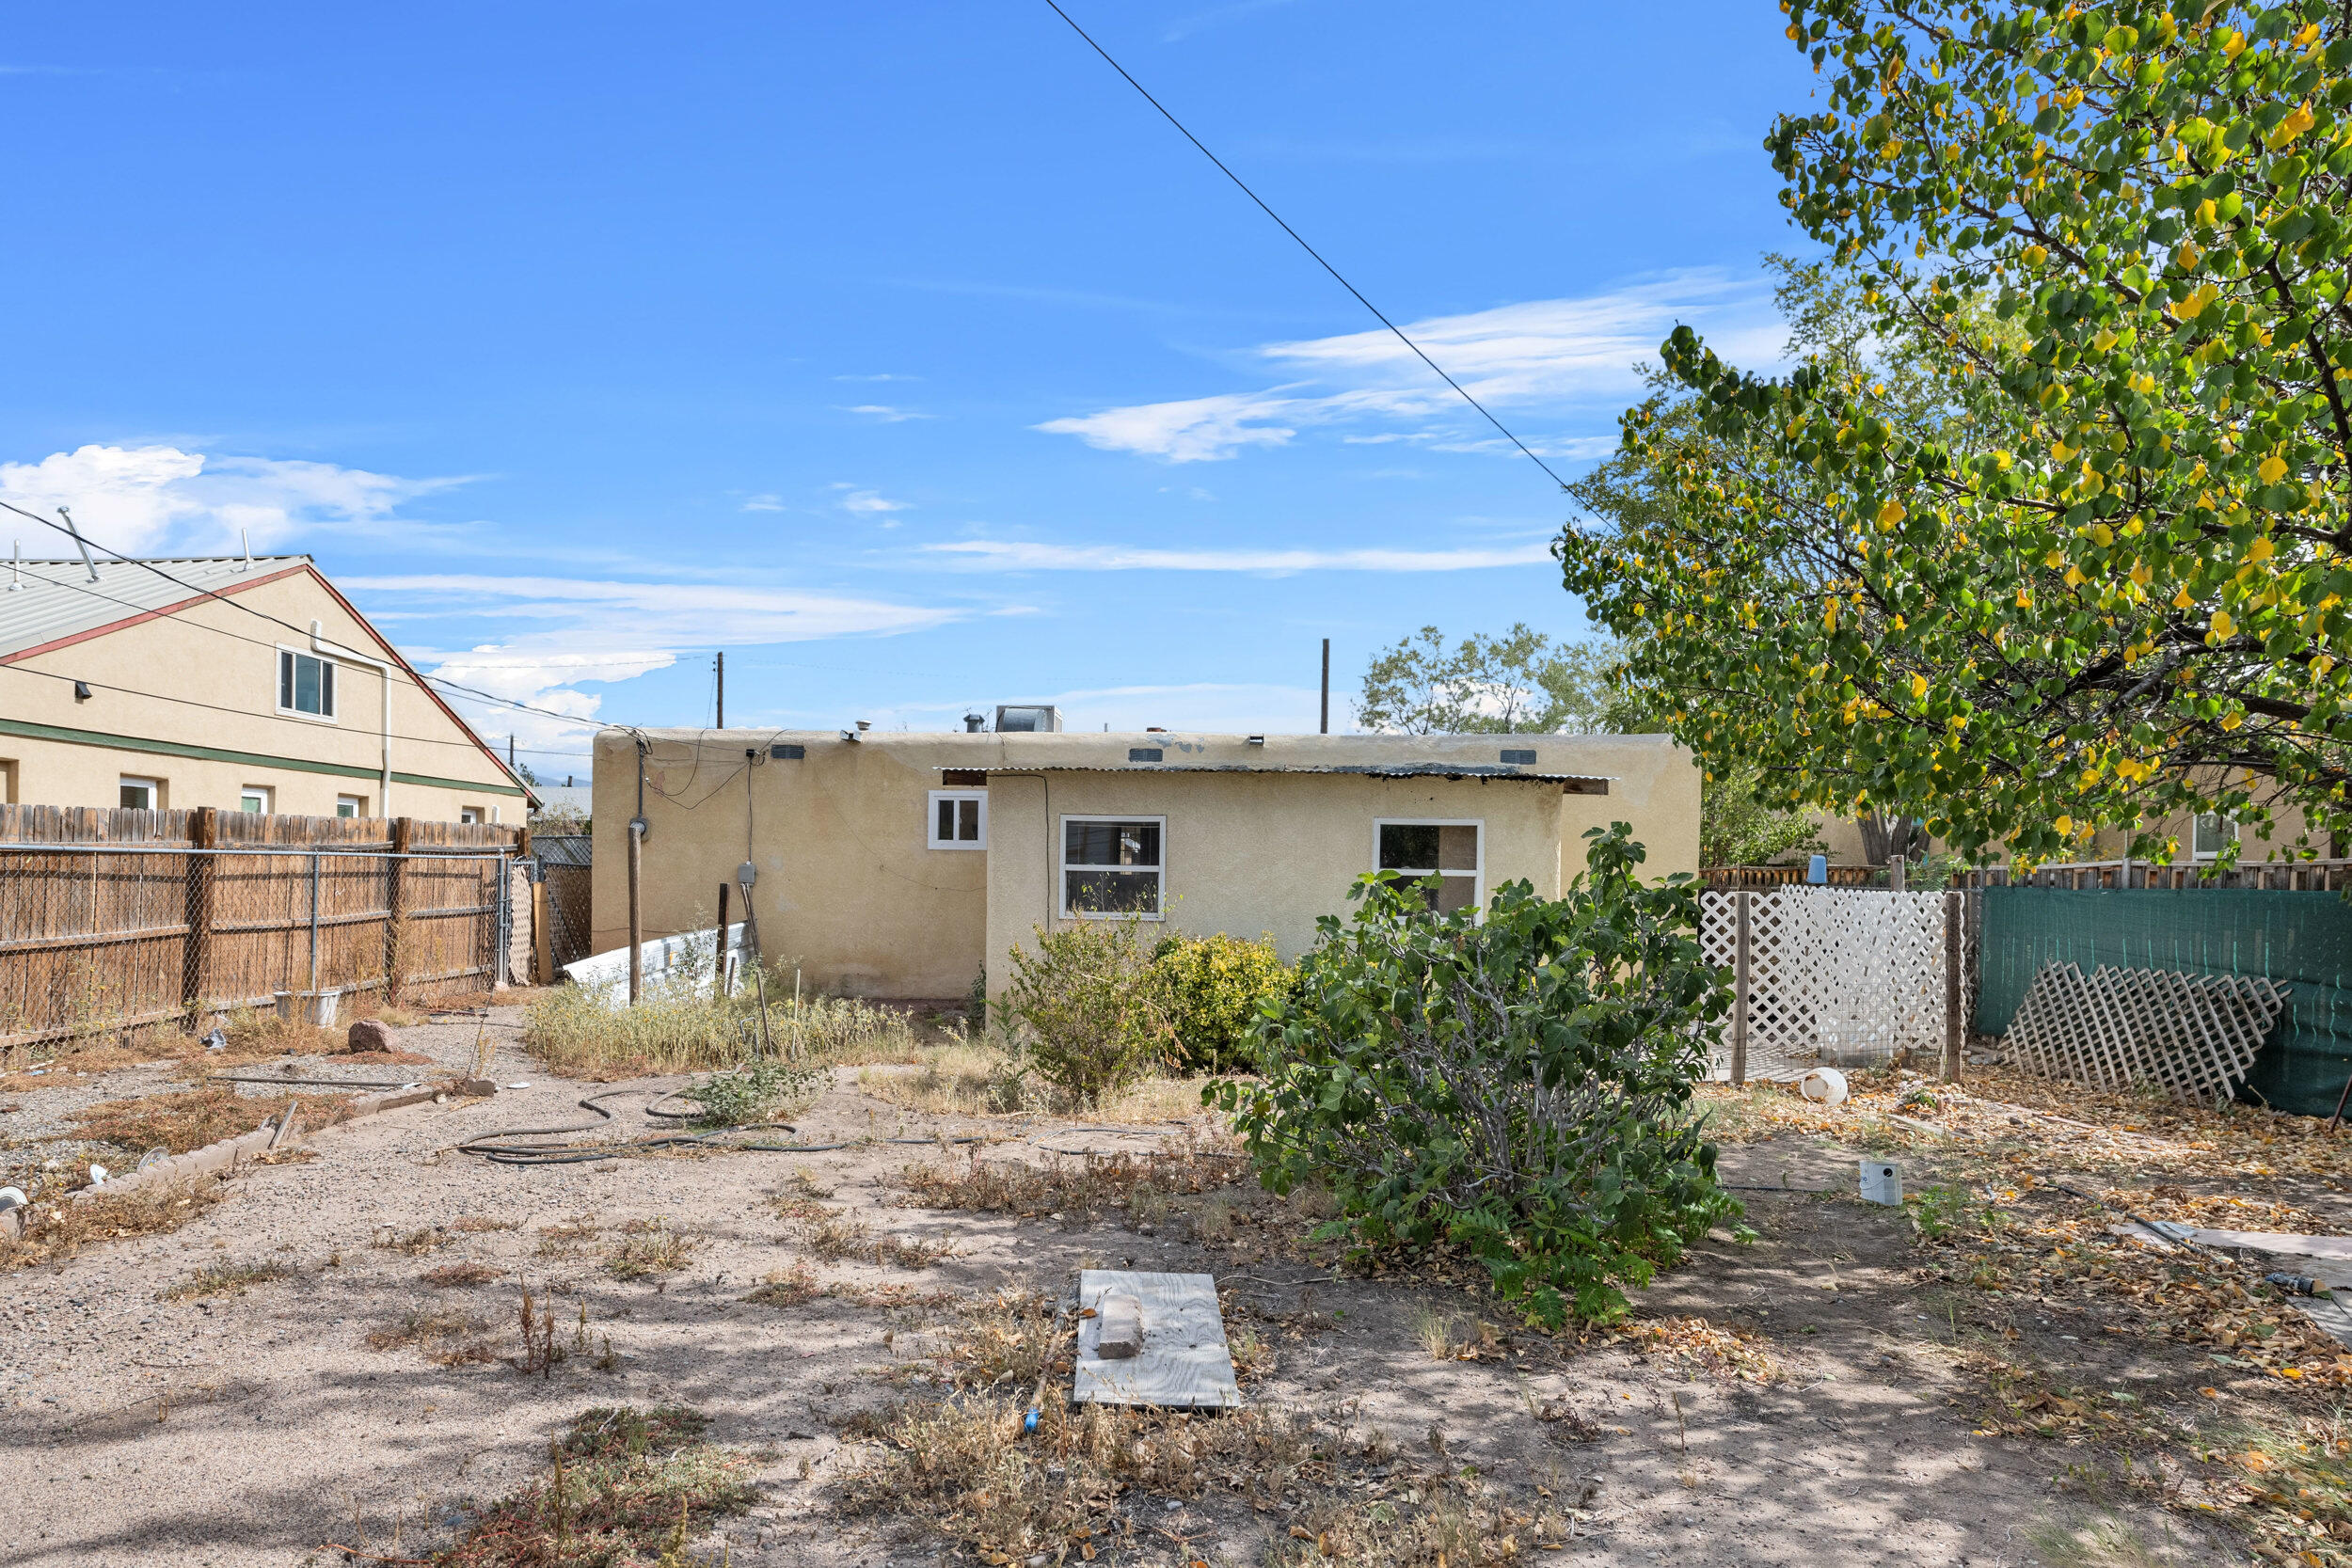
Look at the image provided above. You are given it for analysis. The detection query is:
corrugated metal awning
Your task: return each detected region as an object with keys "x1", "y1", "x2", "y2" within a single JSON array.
[{"x1": 956, "y1": 763, "x2": 1608, "y2": 794}]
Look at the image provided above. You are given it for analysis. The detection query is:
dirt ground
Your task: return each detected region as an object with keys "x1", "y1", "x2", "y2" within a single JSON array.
[{"x1": 3, "y1": 1006, "x2": 2337, "y2": 1567}]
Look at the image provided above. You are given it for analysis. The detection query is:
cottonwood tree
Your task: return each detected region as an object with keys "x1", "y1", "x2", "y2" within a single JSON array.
[
  {"x1": 1557, "y1": 0, "x2": 2352, "y2": 865},
  {"x1": 1355, "y1": 624, "x2": 1615, "y2": 734},
  {"x1": 1359, "y1": 622, "x2": 1823, "y2": 863}
]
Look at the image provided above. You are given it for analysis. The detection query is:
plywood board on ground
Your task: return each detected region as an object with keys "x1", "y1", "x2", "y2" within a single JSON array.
[{"x1": 1073, "y1": 1269, "x2": 1241, "y2": 1410}]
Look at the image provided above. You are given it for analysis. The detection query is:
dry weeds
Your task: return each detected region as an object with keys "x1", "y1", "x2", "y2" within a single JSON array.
[
  {"x1": 891, "y1": 1133, "x2": 1251, "y2": 1227},
  {"x1": 432, "y1": 1403, "x2": 757, "y2": 1567},
  {"x1": 157, "y1": 1260, "x2": 292, "y2": 1300},
  {"x1": 423, "y1": 1260, "x2": 505, "y2": 1289},
  {"x1": 0, "y1": 1182, "x2": 225, "y2": 1272},
  {"x1": 603, "y1": 1219, "x2": 704, "y2": 1280},
  {"x1": 365, "y1": 1306, "x2": 496, "y2": 1365},
  {"x1": 68, "y1": 1086, "x2": 349, "y2": 1157},
  {"x1": 840, "y1": 1290, "x2": 1566, "y2": 1565}
]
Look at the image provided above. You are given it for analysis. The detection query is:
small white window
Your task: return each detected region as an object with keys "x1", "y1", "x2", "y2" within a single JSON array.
[
  {"x1": 1376, "y1": 819, "x2": 1483, "y2": 914},
  {"x1": 337, "y1": 795, "x2": 367, "y2": 818},
  {"x1": 240, "y1": 786, "x2": 272, "y2": 815},
  {"x1": 277, "y1": 648, "x2": 338, "y2": 721},
  {"x1": 2192, "y1": 812, "x2": 2234, "y2": 859},
  {"x1": 1061, "y1": 816, "x2": 1164, "y2": 918},
  {"x1": 119, "y1": 776, "x2": 160, "y2": 811},
  {"x1": 460, "y1": 806, "x2": 484, "y2": 825},
  {"x1": 928, "y1": 789, "x2": 988, "y2": 849}
]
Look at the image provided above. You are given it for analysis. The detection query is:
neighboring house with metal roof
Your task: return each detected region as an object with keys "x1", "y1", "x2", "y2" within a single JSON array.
[
  {"x1": 0, "y1": 551, "x2": 531, "y2": 822},
  {"x1": 589, "y1": 721, "x2": 1698, "y2": 1002}
]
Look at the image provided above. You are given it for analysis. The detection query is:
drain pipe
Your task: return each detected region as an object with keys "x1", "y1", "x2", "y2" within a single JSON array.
[{"x1": 310, "y1": 619, "x2": 394, "y2": 816}]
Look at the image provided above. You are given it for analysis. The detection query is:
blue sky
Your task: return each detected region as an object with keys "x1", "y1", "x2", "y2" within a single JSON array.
[{"x1": 0, "y1": 2, "x2": 1819, "y2": 771}]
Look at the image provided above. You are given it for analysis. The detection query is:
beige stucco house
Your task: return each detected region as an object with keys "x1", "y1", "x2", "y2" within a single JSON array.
[
  {"x1": 592, "y1": 725, "x2": 1700, "y2": 1002},
  {"x1": 0, "y1": 553, "x2": 530, "y2": 822}
]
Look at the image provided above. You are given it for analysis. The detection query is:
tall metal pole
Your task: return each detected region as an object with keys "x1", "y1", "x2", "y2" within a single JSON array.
[
  {"x1": 628, "y1": 740, "x2": 647, "y2": 1006},
  {"x1": 1319, "y1": 639, "x2": 1330, "y2": 735},
  {"x1": 715, "y1": 651, "x2": 724, "y2": 730},
  {"x1": 308, "y1": 848, "x2": 322, "y2": 997}
]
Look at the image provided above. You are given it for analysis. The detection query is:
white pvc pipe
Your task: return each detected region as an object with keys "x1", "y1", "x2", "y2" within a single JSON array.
[{"x1": 310, "y1": 618, "x2": 394, "y2": 816}]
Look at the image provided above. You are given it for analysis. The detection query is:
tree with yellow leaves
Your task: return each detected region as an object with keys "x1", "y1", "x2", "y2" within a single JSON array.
[{"x1": 1558, "y1": 0, "x2": 2352, "y2": 865}]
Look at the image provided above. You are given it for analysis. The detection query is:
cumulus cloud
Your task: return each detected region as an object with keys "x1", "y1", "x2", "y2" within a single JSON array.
[
  {"x1": 836, "y1": 404, "x2": 932, "y2": 422},
  {"x1": 836, "y1": 488, "x2": 911, "y2": 515},
  {"x1": 0, "y1": 443, "x2": 466, "y2": 555},
  {"x1": 924, "y1": 539, "x2": 1555, "y2": 573},
  {"x1": 1035, "y1": 271, "x2": 1786, "y2": 462}
]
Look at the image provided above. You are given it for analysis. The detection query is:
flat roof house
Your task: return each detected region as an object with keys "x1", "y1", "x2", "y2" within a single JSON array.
[
  {"x1": 593, "y1": 723, "x2": 1699, "y2": 1002},
  {"x1": 0, "y1": 553, "x2": 531, "y2": 822}
]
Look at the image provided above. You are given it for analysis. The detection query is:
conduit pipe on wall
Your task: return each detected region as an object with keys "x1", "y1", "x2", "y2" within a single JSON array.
[{"x1": 310, "y1": 618, "x2": 394, "y2": 816}]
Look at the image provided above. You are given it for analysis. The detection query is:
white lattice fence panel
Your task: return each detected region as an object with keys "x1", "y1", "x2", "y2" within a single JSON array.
[
  {"x1": 1702, "y1": 890, "x2": 1952, "y2": 1079},
  {"x1": 2007, "y1": 963, "x2": 2287, "y2": 1105}
]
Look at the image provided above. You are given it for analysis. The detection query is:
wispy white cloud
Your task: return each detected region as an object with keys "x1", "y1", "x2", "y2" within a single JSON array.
[
  {"x1": 923, "y1": 539, "x2": 1553, "y2": 574},
  {"x1": 836, "y1": 487, "x2": 911, "y2": 515},
  {"x1": 837, "y1": 404, "x2": 932, "y2": 422},
  {"x1": 0, "y1": 443, "x2": 470, "y2": 555},
  {"x1": 833, "y1": 372, "x2": 922, "y2": 383},
  {"x1": 739, "y1": 492, "x2": 786, "y2": 513},
  {"x1": 351, "y1": 573, "x2": 966, "y2": 752},
  {"x1": 1034, "y1": 271, "x2": 1785, "y2": 463}
]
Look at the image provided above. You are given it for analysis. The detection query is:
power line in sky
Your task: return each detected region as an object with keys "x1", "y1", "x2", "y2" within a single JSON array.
[{"x1": 1039, "y1": 0, "x2": 1569, "y2": 491}]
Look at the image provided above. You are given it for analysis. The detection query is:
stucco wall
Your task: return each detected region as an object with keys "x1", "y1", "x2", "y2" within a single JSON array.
[
  {"x1": 0, "y1": 563, "x2": 522, "y2": 822},
  {"x1": 591, "y1": 729, "x2": 993, "y2": 1001},
  {"x1": 591, "y1": 727, "x2": 1700, "y2": 1002},
  {"x1": 983, "y1": 769, "x2": 1571, "y2": 985}
]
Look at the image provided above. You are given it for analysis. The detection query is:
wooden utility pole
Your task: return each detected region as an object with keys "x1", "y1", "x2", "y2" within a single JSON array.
[
  {"x1": 181, "y1": 806, "x2": 217, "y2": 1029},
  {"x1": 715, "y1": 651, "x2": 724, "y2": 730},
  {"x1": 1730, "y1": 890, "x2": 1751, "y2": 1086},
  {"x1": 1319, "y1": 639, "x2": 1330, "y2": 735},
  {"x1": 386, "y1": 816, "x2": 413, "y2": 1004},
  {"x1": 715, "y1": 881, "x2": 732, "y2": 1002}
]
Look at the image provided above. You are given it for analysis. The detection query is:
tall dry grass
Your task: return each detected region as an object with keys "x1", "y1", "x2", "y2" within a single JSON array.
[{"x1": 522, "y1": 967, "x2": 925, "y2": 1077}]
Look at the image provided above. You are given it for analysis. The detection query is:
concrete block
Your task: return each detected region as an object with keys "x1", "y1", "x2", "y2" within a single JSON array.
[{"x1": 1096, "y1": 1292, "x2": 1143, "y2": 1359}]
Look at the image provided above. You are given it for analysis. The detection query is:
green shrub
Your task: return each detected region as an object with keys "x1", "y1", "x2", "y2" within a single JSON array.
[
  {"x1": 689, "y1": 1057, "x2": 825, "y2": 1127},
  {"x1": 1211, "y1": 823, "x2": 1737, "y2": 1327},
  {"x1": 997, "y1": 920, "x2": 1172, "y2": 1104},
  {"x1": 1149, "y1": 931, "x2": 1294, "y2": 1072}
]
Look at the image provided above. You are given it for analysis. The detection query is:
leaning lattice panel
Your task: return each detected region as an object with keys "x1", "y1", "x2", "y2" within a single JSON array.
[{"x1": 2003, "y1": 963, "x2": 2288, "y2": 1104}]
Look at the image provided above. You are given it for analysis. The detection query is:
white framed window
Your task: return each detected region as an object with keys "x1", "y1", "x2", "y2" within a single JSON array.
[
  {"x1": 459, "y1": 806, "x2": 485, "y2": 825},
  {"x1": 928, "y1": 789, "x2": 988, "y2": 849},
  {"x1": 276, "y1": 647, "x2": 338, "y2": 721},
  {"x1": 1375, "y1": 819, "x2": 1483, "y2": 915},
  {"x1": 1061, "y1": 816, "x2": 1165, "y2": 918},
  {"x1": 119, "y1": 775, "x2": 161, "y2": 811},
  {"x1": 2192, "y1": 812, "x2": 2235, "y2": 859},
  {"x1": 337, "y1": 794, "x2": 367, "y2": 818},
  {"x1": 240, "y1": 786, "x2": 272, "y2": 815}
]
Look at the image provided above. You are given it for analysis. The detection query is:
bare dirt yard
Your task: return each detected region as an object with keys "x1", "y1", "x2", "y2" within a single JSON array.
[{"x1": 5, "y1": 1003, "x2": 2347, "y2": 1567}]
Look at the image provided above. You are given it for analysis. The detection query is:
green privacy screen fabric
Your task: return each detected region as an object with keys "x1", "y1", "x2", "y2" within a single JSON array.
[{"x1": 1974, "y1": 887, "x2": 2352, "y2": 1116}]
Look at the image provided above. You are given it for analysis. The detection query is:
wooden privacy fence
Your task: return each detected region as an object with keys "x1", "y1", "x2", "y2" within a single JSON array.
[
  {"x1": 0, "y1": 803, "x2": 523, "y2": 1059},
  {"x1": 1960, "y1": 859, "x2": 2352, "y2": 892},
  {"x1": 1700, "y1": 887, "x2": 1976, "y2": 1083}
]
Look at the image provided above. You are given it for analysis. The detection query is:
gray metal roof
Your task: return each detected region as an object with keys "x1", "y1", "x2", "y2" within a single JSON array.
[
  {"x1": 967, "y1": 762, "x2": 1609, "y2": 793},
  {"x1": 0, "y1": 554, "x2": 313, "y2": 661}
]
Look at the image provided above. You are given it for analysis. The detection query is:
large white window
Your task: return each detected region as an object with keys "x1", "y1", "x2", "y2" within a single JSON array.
[
  {"x1": 460, "y1": 806, "x2": 485, "y2": 825},
  {"x1": 1375, "y1": 819, "x2": 1483, "y2": 914},
  {"x1": 928, "y1": 789, "x2": 988, "y2": 849},
  {"x1": 240, "y1": 785, "x2": 272, "y2": 815},
  {"x1": 337, "y1": 794, "x2": 367, "y2": 818},
  {"x1": 1061, "y1": 816, "x2": 1165, "y2": 918},
  {"x1": 2192, "y1": 812, "x2": 2235, "y2": 859},
  {"x1": 277, "y1": 647, "x2": 338, "y2": 721},
  {"x1": 119, "y1": 776, "x2": 161, "y2": 811}
]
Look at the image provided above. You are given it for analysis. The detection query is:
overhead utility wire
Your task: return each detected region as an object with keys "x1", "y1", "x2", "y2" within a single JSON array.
[
  {"x1": 0, "y1": 499, "x2": 606, "y2": 736},
  {"x1": 1039, "y1": 0, "x2": 1568, "y2": 490}
]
